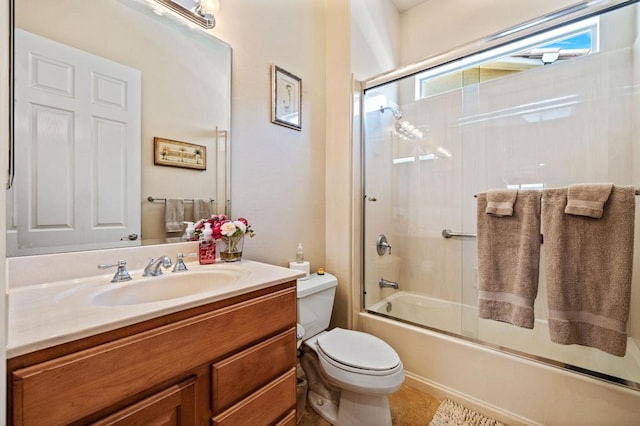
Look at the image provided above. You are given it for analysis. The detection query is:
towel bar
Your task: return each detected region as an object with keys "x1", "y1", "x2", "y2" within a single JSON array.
[
  {"x1": 147, "y1": 196, "x2": 214, "y2": 203},
  {"x1": 474, "y1": 189, "x2": 640, "y2": 197},
  {"x1": 442, "y1": 229, "x2": 476, "y2": 239}
]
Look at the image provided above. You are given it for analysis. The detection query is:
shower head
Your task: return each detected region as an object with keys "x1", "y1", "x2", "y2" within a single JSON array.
[{"x1": 380, "y1": 105, "x2": 403, "y2": 119}]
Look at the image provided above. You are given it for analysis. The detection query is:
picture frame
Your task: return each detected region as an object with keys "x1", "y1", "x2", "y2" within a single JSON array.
[
  {"x1": 271, "y1": 65, "x2": 302, "y2": 131},
  {"x1": 153, "y1": 137, "x2": 207, "y2": 170}
]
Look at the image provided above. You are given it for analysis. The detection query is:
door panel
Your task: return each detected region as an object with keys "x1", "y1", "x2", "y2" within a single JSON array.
[{"x1": 11, "y1": 29, "x2": 141, "y2": 255}]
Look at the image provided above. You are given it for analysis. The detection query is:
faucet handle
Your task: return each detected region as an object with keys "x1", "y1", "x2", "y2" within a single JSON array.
[
  {"x1": 98, "y1": 260, "x2": 132, "y2": 283},
  {"x1": 173, "y1": 253, "x2": 188, "y2": 272},
  {"x1": 172, "y1": 253, "x2": 197, "y2": 273}
]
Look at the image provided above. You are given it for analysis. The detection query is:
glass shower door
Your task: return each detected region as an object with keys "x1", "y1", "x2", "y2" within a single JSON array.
[{"x1": 362, "y1": 78, "x2": 468, "y2": 336}]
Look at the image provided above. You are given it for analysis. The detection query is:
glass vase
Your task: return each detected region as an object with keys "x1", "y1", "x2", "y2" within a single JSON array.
[{"x1": 219, "y1": 235, "x2": 244, "y2": 262}]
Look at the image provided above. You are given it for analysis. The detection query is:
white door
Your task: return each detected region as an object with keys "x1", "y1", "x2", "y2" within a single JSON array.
[{"x1": 10, "y1": 29, "x2": 141, "y2": 255}]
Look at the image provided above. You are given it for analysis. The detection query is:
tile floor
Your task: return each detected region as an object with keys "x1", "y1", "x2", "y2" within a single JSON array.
[{"x1": 298, "y1": 384, "x2": 441, "y2": 426}]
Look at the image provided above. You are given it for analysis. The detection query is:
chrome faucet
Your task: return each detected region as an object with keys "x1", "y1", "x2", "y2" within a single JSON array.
[
  {"x1": 143, "y1": 256, "x2": 173, "y2": 277},
  {"x1": 379, "y1": 278, "x2": 399, "y2": 289}
]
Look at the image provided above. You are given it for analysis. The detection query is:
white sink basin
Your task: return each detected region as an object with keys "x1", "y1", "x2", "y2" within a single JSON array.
[{"x1": 91, "y1": 269, "x2": 243, "y2": 306}]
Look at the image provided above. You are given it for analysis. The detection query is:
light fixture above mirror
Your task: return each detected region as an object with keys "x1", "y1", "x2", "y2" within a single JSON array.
[{"x1": 152, "y1": 0, "x2": 218, "y2": 29}]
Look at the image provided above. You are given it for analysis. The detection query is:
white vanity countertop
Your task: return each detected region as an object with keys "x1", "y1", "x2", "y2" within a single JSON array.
[{"x1": 7, "y1": 259, "x2": 303, "y2": 358}]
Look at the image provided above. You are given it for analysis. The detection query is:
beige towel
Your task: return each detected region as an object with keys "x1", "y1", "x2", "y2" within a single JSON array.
[
  {"x1": 193, "y1": 198, "x2": 212, "y2": 221},
  {"x1": 543, "y1": 186, "x2": 635, "y2": 356},
  {"x1": 477, "y1": 190, "x2": 542, "y2": 328},
  {"x1": 165, "y1": 198, "x2": 184, "y2": 233},
  {"x1": 486, "y1": 188, "x2": 518, "y2": 217},
  {"x1": 564, "y1": 183, "x2": 613, "y2": 219}
]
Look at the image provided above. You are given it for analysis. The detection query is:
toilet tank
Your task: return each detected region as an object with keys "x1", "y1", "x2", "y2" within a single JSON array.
[{"x1": 296, "y1": 273, "x2": 338, "y2": 340}]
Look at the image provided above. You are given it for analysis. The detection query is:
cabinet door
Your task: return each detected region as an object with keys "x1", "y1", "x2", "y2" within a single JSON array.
[{"x1": 90, "y1": 377, "x2": 196, "y2": 426}]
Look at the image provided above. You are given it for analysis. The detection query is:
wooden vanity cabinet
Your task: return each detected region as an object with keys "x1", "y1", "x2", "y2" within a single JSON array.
[{"x1": 8, "y1": 282, "x2": 297, "y2": 426}]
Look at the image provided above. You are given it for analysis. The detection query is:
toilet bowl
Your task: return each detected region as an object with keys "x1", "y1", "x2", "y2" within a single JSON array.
[{"x1": 297, "y1": 273, "x2": 404, "y2": 426}]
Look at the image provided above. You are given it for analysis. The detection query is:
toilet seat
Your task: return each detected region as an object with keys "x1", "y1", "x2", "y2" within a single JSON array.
[{"x1": 316, "y1": 328, "x2": 401, "y2": 376}]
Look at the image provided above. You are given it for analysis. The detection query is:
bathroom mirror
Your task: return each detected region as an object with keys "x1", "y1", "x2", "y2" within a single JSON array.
[{"x1": 7, "y1": 0, "x2": 231, "y2": 256}]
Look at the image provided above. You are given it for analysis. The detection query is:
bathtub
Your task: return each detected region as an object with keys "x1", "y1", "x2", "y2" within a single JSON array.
[{"x1": 362, "y1": 291, "x2": 640, "y2": 425}]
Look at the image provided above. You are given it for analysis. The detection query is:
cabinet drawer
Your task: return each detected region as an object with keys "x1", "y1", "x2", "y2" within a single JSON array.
[
  {"x1": 212, "y1": 368, "x2": 296, "y2": 426},
  {"x1": 212, "y1": 328, "x2": 296, "y2": 413},
  {"x1": 12, "y1": 287, "x2": 296, "y2": 426},
  {"x1": 90, "y1": 376, "x2": 196, "y2": 426},
  {"x1": 274, "y1": 410, "x2": 297, "y2": 426}
]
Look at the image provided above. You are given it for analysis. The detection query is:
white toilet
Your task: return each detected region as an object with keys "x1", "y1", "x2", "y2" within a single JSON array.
[{"x1": 297, "y1": 273, "x2": 404, "y2": 426}]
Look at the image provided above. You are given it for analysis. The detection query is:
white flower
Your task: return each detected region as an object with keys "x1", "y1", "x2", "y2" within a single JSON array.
[
  {"x1": 221, "y1": 221, "x2": 237, "y2": 236},
  {"x1": 234, "y1": 220, "x2": 247, "y2": 233}
]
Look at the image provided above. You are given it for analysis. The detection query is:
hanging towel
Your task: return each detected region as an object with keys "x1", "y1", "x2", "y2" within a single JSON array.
[
  {"x1": 165, "y1": 198, "x2": 184, "y2": 233},
  {"x1": 477, "y1": 190, "x2": 542, "y2": 329},
  {"x1": 486, "y1": 188, "x2": 518, "y2": 217},
  {"x1": 564, "y1": 183, "x2": 613, "y2": 219},
  {"x1": 542, "y1": 186, "x2": 635, "y2": 357},
  {"x1": 193, "y1": 198, "x2": 212, "y2": 221}
]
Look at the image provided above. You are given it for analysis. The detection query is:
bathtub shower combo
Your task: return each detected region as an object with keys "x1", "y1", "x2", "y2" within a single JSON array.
[{"x1": 361, "y1": 1, "x2": 640, "y2": 391}]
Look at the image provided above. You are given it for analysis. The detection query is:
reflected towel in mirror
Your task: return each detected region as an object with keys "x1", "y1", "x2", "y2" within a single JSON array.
[
  {"x1": 194, "y1": 198, "x2": 212, "y2": 221},
  {"x1": 165, "y1": 198, "x2": 185, "y2": 233}
]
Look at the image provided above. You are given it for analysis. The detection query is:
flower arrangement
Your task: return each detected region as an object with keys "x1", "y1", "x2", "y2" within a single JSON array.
[{"x1": 193, "y1": 214, "x2": 255, "y2": 261}]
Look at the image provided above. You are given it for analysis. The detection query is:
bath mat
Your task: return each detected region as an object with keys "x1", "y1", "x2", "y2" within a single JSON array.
[{"x1": 429, "y1": 399, "x2": 505, "y2": 426}]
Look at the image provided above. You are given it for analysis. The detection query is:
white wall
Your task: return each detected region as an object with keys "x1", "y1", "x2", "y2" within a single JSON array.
[
  {"x1": 351, "y1": 0, "x2": 401, "y2": 80},
  {"x1": 212, "y1": 0, "x2": 353, "y2": 328},
  {"x1": 212, "y1": 0, "x2": 329, "y2": 274}
]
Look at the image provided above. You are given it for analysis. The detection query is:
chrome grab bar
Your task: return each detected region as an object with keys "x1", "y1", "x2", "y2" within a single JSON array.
[{"x1": 442, "y1": 228, "x2": 477, "y2": 239}]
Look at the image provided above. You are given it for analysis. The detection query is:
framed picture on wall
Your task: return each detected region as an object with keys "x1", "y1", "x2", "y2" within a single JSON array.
[
  {"x1": 154, "y1": 137, "x2": 207, "y2": 170},
  {"x1": 271, "y1": 65, "x2": 302, "y2": 131}
]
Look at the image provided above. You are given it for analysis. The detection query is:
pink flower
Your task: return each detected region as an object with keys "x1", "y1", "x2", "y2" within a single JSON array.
[
  {"x1": 193, "y1": 214, "x2": 254, "y2": 241},
  {"x1": 212, "y1": 222, "x2": 223, "y2": 240}
]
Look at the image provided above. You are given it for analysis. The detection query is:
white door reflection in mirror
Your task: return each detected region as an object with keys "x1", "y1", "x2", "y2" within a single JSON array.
[{"x1": 8, "y1": 29, "x2": 141, "y2": 256}]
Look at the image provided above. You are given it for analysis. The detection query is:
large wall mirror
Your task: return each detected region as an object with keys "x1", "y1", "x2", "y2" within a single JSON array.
[{"x1": 7, "y1": 0, "x2": 231, "y2": 256}]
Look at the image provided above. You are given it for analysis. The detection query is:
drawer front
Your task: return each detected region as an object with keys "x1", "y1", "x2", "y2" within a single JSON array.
[
  {"x1": 212, "y1": 368, "x2": 296, "y2": 426},
  {"x1": 12, "y1": 287, "x2": 296, "y2": 426},
  {"x1": 274, "y1": 410, "x2": 297, "y2": 426},
  {"x1": 212, "y1": 328, "x2": 296, "y2": 413},
  {"x1": 90, "y1": 376, "x2": 196, "y2": 426}
]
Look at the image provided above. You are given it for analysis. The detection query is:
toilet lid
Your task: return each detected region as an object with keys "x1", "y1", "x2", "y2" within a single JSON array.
[{"x1": 317, "y1": 328, "x2": 400, "y2": 371}]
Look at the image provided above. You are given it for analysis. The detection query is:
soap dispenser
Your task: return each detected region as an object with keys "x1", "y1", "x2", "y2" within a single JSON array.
[
  {"x1": 183, "y1": 221, "x2": 196, "y2": 241},
  {"x1": 296, "y1": 243, "x2": 304, "y2": 262},
  {"x1": 289, "y1": 243, "x2": 310, "y2": 280},
  {"x1": 199, "y1": 222, "x2": 216, "y2": 265}
]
